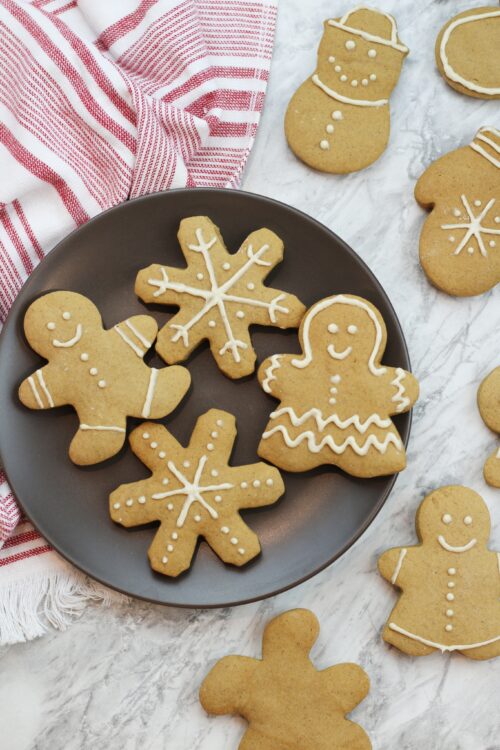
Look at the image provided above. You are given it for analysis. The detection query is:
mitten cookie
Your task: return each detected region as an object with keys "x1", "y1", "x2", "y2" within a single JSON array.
[
  {"x1": 109, "y1": 409, "x2": 284, "y2": 576},
  {"x1": 285, "y1": 6, "x2": 408, "y2": 173},
  {"x1": 415, "y1": 126, "x2": 500, "y2": 296},
  {"x1": 135, "y1": 216, "x2": 305, "y2": 379},
  {"x1": 200, "y1": 609, "x2": 371, "y2": 750},
  {"x1": 257, "y1": 294, "x2": 419, "y2": 478},
  {"x1": 478, "y1": 367, "x2": 500, "y2": 487},
  {"x1": 18, "y1": 291, "x2": 190, "y2": 465},
  {"x1": 379, "y1": 486, "x2": 500, "y2": 660},
  {"x1": 436, "y1": 7, "x2": 500, "y2": 99}
]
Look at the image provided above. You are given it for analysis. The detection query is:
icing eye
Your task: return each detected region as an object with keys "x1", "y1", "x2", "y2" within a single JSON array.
[
  {"x1": 464, "y1": 516, "x2": 472, "y2": 526},
  {"x1": 328, "y1": 323, "x2": 339, "y2": 333},
  {"x1": 62, "y1": 311, "x2": 71, "y2": 320},
  {"x1": 442, "y1": 514, "x2": 452, "y2": 525},
  {"x1": 47, "y1": 322, "x2": 56, "y2": 330},
  {"x1": 347, "y1": 325, "x2": 358, "y2": 334}
]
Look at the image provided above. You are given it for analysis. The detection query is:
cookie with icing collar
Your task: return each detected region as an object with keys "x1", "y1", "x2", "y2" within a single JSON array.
[
  {"x1": 257, "y1": 294, "x2": 419, "y2": 477},
  {"x1": 436, "y1": 7, "x2": 500, "y2": 99},
  {"x1": 379, "y1": 486, "x2": 500, "y2": 660},
  {"x1": 415, "y1": 126, "x2": 500, "y2": 296},
  {"x1": 200, "y1": 608, "x2": 372, "y2": 750},
  {"x1": 478, "y1": 367, "x2": 500, "y2": 487},
  {"x1": 285, "y1": 6, "x2": 408, "y2": 173},
  {"x1": 18, "y1": 291, "x2": 191, "y2": 465}
]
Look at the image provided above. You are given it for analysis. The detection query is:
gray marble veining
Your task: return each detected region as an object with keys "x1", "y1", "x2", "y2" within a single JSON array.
[{"x1": 1, "y1": 1, "x2": 499, "y2": 748}]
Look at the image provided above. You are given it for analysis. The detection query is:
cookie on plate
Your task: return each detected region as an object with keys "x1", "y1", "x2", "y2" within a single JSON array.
[
  {"x1": 436, "y1": 7, "x2": 500, "y2": 99},
  {"x1": 379, "y1": 486, "x2": 500, "y2": 659},
  {"x1": 257, "y1": 294, "x2": 419, "y2": 477},
  {"x1": 200, "y1": 608, "x2": 372, "y2": 750},
  {"x1": 135, "y1": 216, "x2": 305, "y2": 379},
  {"x1": 18, "y1": 291, "x2": 190, "y2": 465},
  {"x1": 285, "y1": 6, "x2": 408, "y2": 173},
  {"x1": 109, "y1": 409, "x2": 284, "y2": 576},
  {"x1": 478, "y1": 367, "x2": 500, "y2": 487},
  {"x1": 415, "y1": 126, "x2": 500, "y2": 296}
]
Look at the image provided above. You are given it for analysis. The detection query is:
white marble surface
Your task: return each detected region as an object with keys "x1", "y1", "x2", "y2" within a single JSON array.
[{"x1": 1, "y1": 1, "x2": 499, "y2": 748}]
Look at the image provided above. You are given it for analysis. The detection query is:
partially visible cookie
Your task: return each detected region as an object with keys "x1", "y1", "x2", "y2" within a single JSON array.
[
  {"x1": 436, "y1": 7, "x2": 500, "y2": 99},
  {"x1": 135, "y1": 216, "x2": 305, "y2": 379},
  {"x1": 478, "y1": 367, "x2": 500, "y2": 487},
  {"x1": 200, "y1": 608, "x2": 372, "y2": 750},
  {"x1": 109, "y1": 409, "x2": 284, "y2": 576}
]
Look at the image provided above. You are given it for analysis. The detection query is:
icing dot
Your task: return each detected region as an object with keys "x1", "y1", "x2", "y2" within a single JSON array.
[
  {"x1": 230, "y1": 537, "x2": 238, "y2": 545},
  {"x1": 448, "y1": 568, "x2": 456, "y2": 575},
  {"x1": 98, "y1": 380, "x2": 106, "y2": 388},
  {"x1": 171, "y1": 532, "x2": 178, "y2": 540},
  {"x1": 464, "y1": 515, "x2": 472, "y2": 525},
  {"x1": 326, "y1": 124, "x2": 334, "y2": 134},
  {"x1": 369, "y1": 73, "x2": 377, "y2": 81},
  {"x1": 490, "y1": 241, "x2": 496, "y2": 248},
  {"x1": 266, "y1": 478, "x2": 274, "y2": 486},
  {"x1": 62, "y1": 311, "x2": 71, "y2": 320},
  {"x1": 236, "y1": 311, "x2": 245, "y2": 319},
  {"x1": 196, "y1": 273, "x2": 204, "y2": 280},
  {"x1": 495, "y1": 216, "x2": 500, "y2": 223},
  {"x1": 442, "y1": 514, "x2": 452, "y2": 524},
  {"x1": 328, "y1": 56, "x2": 336, "y2": 63},
  {"x1": 453, "y1": 208, "x2": 461, "y2": 217},
  {"x1": 183, "y1": 460, "x2": 190, "y2": 468},
  {"x1": 328, "y1": 323, "x2": 339, "y2": 333},
  {"x1": 167, "y1": 503, "x2": 174, "y2": 510},
  {"x1": 331, "y1": 374, "x2": 341, "y2": 383},
  {"x1": 448, "y1": 582, "x2": 455, "y2": 588},
  {"x1": 143, "y1": 432, "x2": 150, "y2": 439},
  {"x1": 216, "y1": 419, "x2": 223, "y2": 427},
  {"x1": 113, "y1": 502, "x2": 120, "y2": 509},
  {"x1": 211, "y1": 469, "x2": 219, "y2": 477},
  {"x1": 347, "y1": 324, "x2": 358, "y2": 334},
  {"x1": 208, "y1": 320, "x2": 216, "y2": 328},
  {"x1": 330, "y1": 387, "x2": 337, "y2": 394},
  {"x1": 162, "y1": 478, "x2": 169, "y2": 485},
  {"x1": 207, "y1": 443, "x2": 214, "y2": 451},
  {"x1": 138, "y1": 496, "x2": 146, "y2": 504},
  {"x1": 214, "y1": 495, "x2": 222, "y2": 503},
  {"x1": 448, "y1": 236, "x2": 455, "y2": 242},
  {"x1": 446, "y1": 609, "x2": 454, "y2": 617},
  {"x1": 445, "y1": 624, "x2": 453, "y2": 632},
  {"x1": 80, "y1": 352, "x2": 89, "y2": 361},
  {"x1": 167, "y1": 544, "x2": 174, "y2": 552},
  {"x1": 332, "y1": 110, "x2": 343, "y2": 120},
  {"x1": 351, "y1": 80, "x2": 358, "y2": 87},
  {"x1": 345, "y1": 39, "x2": 356, "y2": 50},
  {"x1": 319, "y1": 140, "x2": 330, "y2": 150},
  {"x1": 467, "y1": 247, "x2": 474, "y2": 254},
  {"x1": 162, "y1": 556, "x2": 168, "y2": 564},
  {"x1": 368, "y1": 49, "x2": 377, "y2": 58},
  {"x1": 241, "y1": 481, "x2": 248, "y2": 489},
  {"x1": 329, "y1": 398, "x2": 337, "y2": 405},
  {"x1": 253, "y1": 480, "x2": 261, "y2": 488},
  {"x1": 47, "y1": 322, "x2": 56, "y2": 330},
  {"x1": 151, "y1": 441, "x2": 158, "y2": 449},
  {"x1": 334, "y1": 65, "x2": 342, "y2": 72},
  {"x1": 361, "y1": 79, "x2": 368, "y2": 86},
  {"x1": 222, "y1": 262, "x2": 231, "y2": 270},
  {"x1": 340, "y1": 74, "x2": 348, "y2": 82},
  {"x1": 474, "y1": 200, "x2": 481, "y2": 207},
  {"x1": 125, "y1": 499, "x2": 133, "y2": 507},
  {"x1": 221, "y1": 526, "x2": 229, "y2": 534},
  {"x1": 446, "y1": 593, "x2": 454, "y2": 601},
  {"x1": 159, "y1": 451, "x2": 166, "y2": 459},
  {"x1": 194, "y1": 514, "x2": 201, "y2": 522},
  {"x1": 247, "y1": 282, "x2": 255, "y2": 290},
  {"x1": 90, "y1": 367, "x2": 98, "y2": 376},
  {"x1": 238, "y1": 548, "x2": 245, "y2": 555}
]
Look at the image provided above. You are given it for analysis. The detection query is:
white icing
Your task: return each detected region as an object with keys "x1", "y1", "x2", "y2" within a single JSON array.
[
  {"x1": 442, "y1": 514, "x2": 452, "y2": 524},
  {"x1": 114, "y1": 323, "x2": 146, "y2": 357},
  {"x1": 437, "y1": 535, "x2": 477, "y2": 553},
  {"x1": 368, "y1": 48, "x2": 376, "y2": 58},
  {"x1": 230, "y1": 537, "x2": 238, "y2": 545},
  {"x1": 329, "y1": 7, "x2": 408, "y2": 52},
  {"x1": 389, "y1": 623, "x2": 500, "y2": 652},
  {"x1": 90, "y1": 367, "x2": 98, "y2": 375},
  {"x1": 369, "y1": 73, "x2": 377, "y2": 81},
  {"x1": 27, "y1": 375, "x2": 43, "y2": 409},
  {"x1": 347, "y1": 325, "x2": 358, "y2": 334},
  {"x1": 80, "y1": 424, "x2": 125, "y2": 432},
  {"x1": 238, "y1": 548, "x2": 245, "y2": 555},
  {"x1": 216, "y1": 419, "x2": 223, "y2": 427},
  {"x1": 328, "y1": 55, "x2": 336, "y2": 63},
  {"x1": 142, "y1": 367, "x2": 158, "y2": 418},
  {"x1": 351, "y1": 80, "x2": 358, "y2": 87},
  {"x1": 312, "y1": 74, "x2": 388, "y2": 107},
  {"x1": 183, "y1": 460, "x2": 190, "y2": 468},
  {"x1": 362, "y1": 79, "x2": 368, "y2": 86},
  {"x1": 334, "y1": 65, "x2": 341, "y2": 72},
  {"x1": 150, "y1": 442, "x2": 158, "y2": 449},
  {"x1": 320, "y1": 139, "x2": 330, "y2": 150},
  {"x1": 269, "y1": 407, "x2": 392, "y2": 434},
  {"x1": 52, "y1": 323, "x2": 82, "y2": 348},
  {"x1": 340, "y1": 74, "x2": 348, "y2": 82},
  {"x1": 439, "y1": 10, "x2": 500, "y2": 96},
  {"x1": 266, "y1": 478, "x2": 273, "y2": 486},
  {"x1": 328, "y1": 344, "x2": 352, "y2": 360},
  {"x1": 332, "y1": 110, "x2": 343, "y2": 120},
  {"x1": 326, "y1": 124, "x2": 334, "y2": 134},
  {"x1": 471, "y1": 129, "x2": 500, "y2": 168},
  {"x1": 441, "y1": 195, "x2": 500, "y2": 257},
  {"x1": 62, "y1": 311, "x2": 71, "y2": 320},
  {"x1": 80, "y1": 353, "x2": 89, "y2": 361},
  {"x1": 448, "y1": 567, "x2": 456, "y2": 575},
  {"x1": 261, "y1": 424, "x2": 402, "y2": 455},
  {"x1": 345, "y1": 39, "x2": 356, "y2": 50},
  {"x1": 464, "y1": 515, "x2": 472, "y2": 525},
  {"x1": 390, "y1": 368, "x2": 410, "y2": 412},
  {"x1": 262, "y1": 355, "x2": 283, "y2": 394},
  {"x1": 98, "y1": 380, "x2": 106, "y2": 388},
  {"x1": 113, "y1": 502, "x2": 120, "y2": 509},
  {"x1": 391, "y1": 547, "x2": 407, "y2": 584},
  {"x1": 47, "y1": 322, "x2": 56, "y2": 330},
  {"x1": 36, "y1": 369, "x2": 54, "y2": 408}
]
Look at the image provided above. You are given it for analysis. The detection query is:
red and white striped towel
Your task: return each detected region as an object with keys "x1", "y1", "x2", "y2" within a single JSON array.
[{"x1": 0, "y1": 0, "x2": 277, "y2": 644}]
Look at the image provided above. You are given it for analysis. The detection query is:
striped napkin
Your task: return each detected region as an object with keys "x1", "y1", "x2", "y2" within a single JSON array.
[{"x1": 0, "y1": 0, "x2": 277, "y2": 644}]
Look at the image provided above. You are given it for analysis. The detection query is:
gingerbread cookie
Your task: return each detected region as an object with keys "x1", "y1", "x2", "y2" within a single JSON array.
[
  {"x1": 415, "y1": 126, "x2": 500, "y2": 296},
  {"x1": 135, "y1": 216, "x2": 305, "y2": 379},
  {"x1": 18, "y1": 291, "x2": 190, "y2": 465},
  {"x1": 478, "y1": 367, "x2": 500, "y2": 487},
  {"x1": 200, "y1": 609, "x2": 371, "y2": 750},
  {"x1": 436, "y1": 7, "x2": 500, "y2": 99},
  {"x1": 285, "y1": 6, "x2": 408, "y2": 174},
  {"x1": 257, "y1": 294, "x2": 419, "y2": 477},
  {"x1": 379, "y1": 486, "x2": 500, "y2": 660},
  {"x1": 109, "y1": 409, "x2": 284, "y2": 576}
]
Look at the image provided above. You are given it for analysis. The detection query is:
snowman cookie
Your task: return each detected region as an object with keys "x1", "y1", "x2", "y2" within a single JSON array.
[
  {"x1": 379, "y1": 486, "x2": 500, "y2": 660},
  {"x1": 285, "y1": 6, "x2": 408, "y2": 173},
  {"x1": 478, "y1": 367, "x2": 500, "y2": 488},
  {"x1": 257, "y1": 294, "x2": 419, "y2": 478},
  {"x1": 415, "y1": 126, "x2": 500, "y2": 296},
  {"x1": 436, "y1": 7, "x2": 500, "y2": 99},
  {"x1": 200, "y1": 609, "x2": 372, "y2": 750},
  {"x1": 135, "y1": 216, "x2": 305, "y2": 379},
  {"x1": 18, "y1": 291, "x2": 190, "y2": 465}
]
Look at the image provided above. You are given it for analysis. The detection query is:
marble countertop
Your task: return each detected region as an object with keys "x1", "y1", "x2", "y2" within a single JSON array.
[{"x1": 1, "y1": 1, "x2": 499, "y2": 748}]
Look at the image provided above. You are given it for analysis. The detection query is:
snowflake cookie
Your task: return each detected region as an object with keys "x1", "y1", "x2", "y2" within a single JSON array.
[
  {"x1": 285, "y1": 6, "x2": 408, "y2": 173},
  {"x1": 18, "y1": 291, "x2": 190, "y2": 465},
  {"x1": 379, "y1": 486, "x2": 500, "y2": 660},
  {"x1": 478, "y1": 367, "x2": 500, "y2": 487},
  {"x1": 200, "y1": 608, "x2": 372, "y2": 750},
  {"x1": 415, "y1": 126, "x2": 500, "y2": 296},
  {"x1": 257, "y1": 294, "x2": 419, "y2": 477},
  {"x1": 135, "y1": 216, "x2": 305, "y2": 379},
  {"x1": 109, "y1": 409, "x2": 284, "y2": 576}
]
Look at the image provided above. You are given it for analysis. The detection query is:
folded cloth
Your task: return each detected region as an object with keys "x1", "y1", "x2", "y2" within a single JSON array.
[{"x1": 0, "y1": 0, "x2": 277, "y2": 644}]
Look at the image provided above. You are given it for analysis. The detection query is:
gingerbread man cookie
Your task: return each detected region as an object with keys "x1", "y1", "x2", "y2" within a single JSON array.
[
  {"x1": 19, "y1": 291, "x2": 190, "y2": 465},
  {"x1": 200, "y1": 609, "x2": 371, "y2": 750},
  {"x1": 379, "y1": 486, "x2": 500, "y2": 660},
  {"x1": 109, "y1": 409, "x2": 284, "y2": 576},
  {"x1": 257, "y1": 294, "x2": 419, "y2": 478},
  {"x1": 415, "y1": 126, "x2": 500, "y2": 296},
  {"x1": 285, "y1": 6, "x2": 408, "y2": 173},
  {"x1": 478, "y1": 367, "x2": 500, "y2": 487},
  {"x1": 436, "y1": 7, "x2": 500, "y2": 99},
  {"x1": 135, "y1": 216, "x2": 305, "y2": 379}
]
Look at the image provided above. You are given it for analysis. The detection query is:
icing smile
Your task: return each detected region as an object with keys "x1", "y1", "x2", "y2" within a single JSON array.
[
  {"x1": 52, "y1": 323, "x2": 83, "y2": 348},
  {"x1": 327, "y1": 343, "x2": 352, "y2": 360},
  {"x1": 438, "y1": 535, "x2": 477, "y2": 553}
]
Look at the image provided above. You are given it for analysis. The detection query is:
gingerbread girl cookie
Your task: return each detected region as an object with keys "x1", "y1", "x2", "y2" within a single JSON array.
[
  {"x1": 379, "y1": 486, "x2": 500, "y2": 660},
  {"x1": 200, "y1": 609, "x2": 372, "y2": 750},
  {"x1": 415, "y1": 126, "x2": 500, "y2": 296},
  {"x1": 135, "y1": 216, "x2": 305, "y2": 379},
  {"x1": 109, "y1": 409, "x2": 284, "y2": 576},
  {"x1": 285, "y1": 6, "x2": 408, "y2": 173},
  {"x1": 478, "y1": 367, "x2": 500, "y2": 487},
  {"x1": 436, "y1": 7, "x2": 500, "y2": 99},
  {"x1": 19, "y1": 291, "x2": 190, "y2": 465},
  {"x1": 257, "y1": 294, "x2": 419, "y2": 478}
]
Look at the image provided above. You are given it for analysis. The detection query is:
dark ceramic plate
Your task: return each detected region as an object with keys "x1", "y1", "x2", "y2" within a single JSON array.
[{"x1": 0, "y1": 189, "x2": 412, "y2": 607}]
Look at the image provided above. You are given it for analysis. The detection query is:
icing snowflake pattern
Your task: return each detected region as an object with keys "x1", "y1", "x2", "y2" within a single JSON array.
[{"x1": 442, "y1": 195, "x2": 500, "y2": 256}]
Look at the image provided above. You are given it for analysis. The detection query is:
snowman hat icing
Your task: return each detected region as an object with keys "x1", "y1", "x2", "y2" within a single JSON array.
[{"x1": 328, "y1": 5, "x2": 408, "y2": 54}]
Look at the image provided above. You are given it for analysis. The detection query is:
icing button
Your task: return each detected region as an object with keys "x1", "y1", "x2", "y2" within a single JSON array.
[
  {"x1": 319, "y1": 140, "x2": 330, "y2": 150},
  {"x1": 445, "y1": 624, "x2": 453, "y2": 632},
  {"x1": 448, "y1": 567, "x2": 456, "y2": 575},
  {"x1": 446, "y1": 593, "x2": 455, "y2": 601}
]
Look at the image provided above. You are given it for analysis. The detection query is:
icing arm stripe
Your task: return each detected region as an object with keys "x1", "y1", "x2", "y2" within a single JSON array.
[
  {"x1": 269, "y1": 406, "x2": 391, "y2": 433},
  {"x1": 80, "y1": 424, "x2": 126, "y2": 433},
  {"x1": 327, "y1": 17, "x2": 408, "y2": 52},
  {"x1": 390, "y1": 368, "x2": 410, "y2": 412},
  {"x1": 125, "y1": 320, "x2": 152, "y2": 349},
  {"x1": 36, "y1": 369, "x2": 54, "y2": 408},
  {"x1": 142, "y1": 368, "x2": 158, "y2": 418},
  {"x1": 391, "y1": 547, "x2": 407, "y2": 584},
  {"x1": 389, "y1": 623, "x2": 500, "y2": 652},
  {"x1": 262, "y1": 424, "x2": 402, "y2": 455},
  {"x1": 312, "y1": 74, "x2": 388, "y2": 107},
  {"x1": 114, "y1": 324, "x2": 145, "y2": 358},
  {"x1": 28, "y1": 375, "x2": 44, "y2": 409},
  {"x1": 53, "y1": 323, "x2": 83, "y2": 348},
  {"x1": 262, "y1": 354, "x2": 282, "y2": 394}
]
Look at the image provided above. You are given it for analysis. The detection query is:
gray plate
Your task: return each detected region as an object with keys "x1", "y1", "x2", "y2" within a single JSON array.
[{"x1": 0, "y1": 188, "x2": 411, "y2": 607}]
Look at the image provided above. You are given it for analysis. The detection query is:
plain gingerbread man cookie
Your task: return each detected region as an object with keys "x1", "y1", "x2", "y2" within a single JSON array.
[
  {"x1": 200, "y1": 608, "x2": 372, "y2": 750},
  {"x1": 285, "y1": 6, "x2": 408, "y2": 173},
  {"x1": 19, "y1": 291, "x2": 190, "y2": 465},
  {"x1": 478, "y1": 367, "x2": 500, "y2": 487},
  {"x1": 257, "y1": 294, "x2": 419, "y2": 478},
  {"x1": 379, "y1": 486, "x2": 500, "y2": 660},
  {"x1": 415, "y1": 126, "x2": 500, "y2": 296}
]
